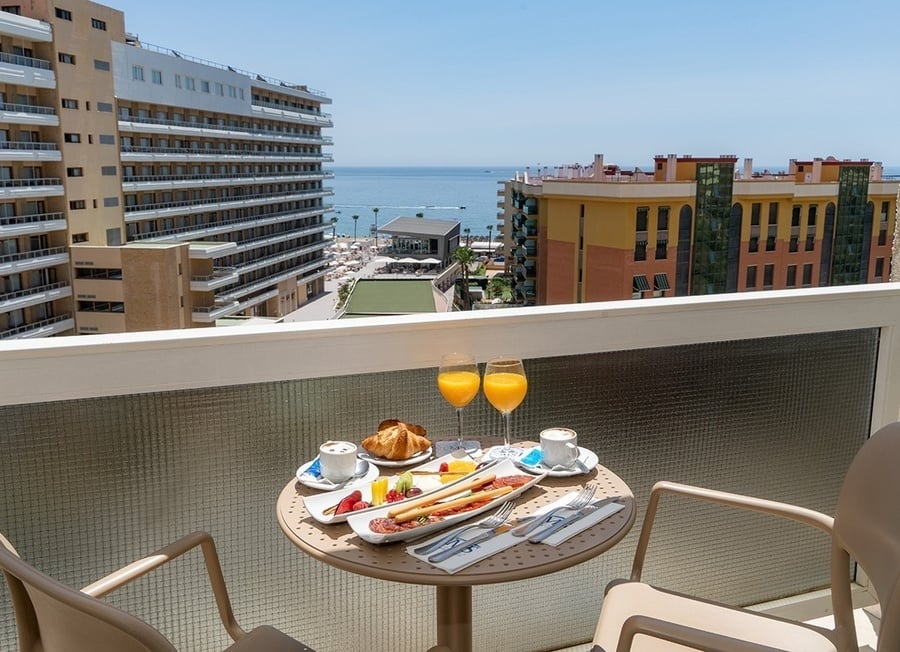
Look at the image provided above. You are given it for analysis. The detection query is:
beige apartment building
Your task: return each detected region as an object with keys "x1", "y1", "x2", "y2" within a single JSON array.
[{"x1": 0, "y1": 0, "x2": 333, "y2": 338}]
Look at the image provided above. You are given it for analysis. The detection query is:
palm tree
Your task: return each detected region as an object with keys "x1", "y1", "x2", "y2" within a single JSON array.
[
  {"x1": 372, "y1": 207, "x2": 379, "y2": 244},
  {"x1": 486, "y1": 224, "x2": 493, "y2": 252},
  {"x1": 452, "y1": 245, "x2": 478, "y2": 310},
  {"x1": 352, "y1": 215, "x2": 359, "y2": 241},
  {"x1": 463, "y1": 227, "x2": 471, "y2": 246},
  {"x1": 330, "y1": 216, "x2": 339, "y2": 240}
]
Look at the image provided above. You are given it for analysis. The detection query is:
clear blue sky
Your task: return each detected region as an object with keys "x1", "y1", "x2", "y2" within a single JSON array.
[{"x1": 110, "y1": 0, "x2": 900, "y2": 168}]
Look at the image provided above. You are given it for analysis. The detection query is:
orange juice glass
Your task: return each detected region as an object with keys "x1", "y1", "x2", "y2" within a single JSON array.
[
  {"x1": 483, "y1": 357, "x2": 527, "y2": 458},
  {"x1": 438, "y1": 353, "x2": 480, "y2": 452}
]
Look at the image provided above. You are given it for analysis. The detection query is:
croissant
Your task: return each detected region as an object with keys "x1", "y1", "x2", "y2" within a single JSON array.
[{"x1": 361, "y1": 419, "x2": 431, "y2": 460}]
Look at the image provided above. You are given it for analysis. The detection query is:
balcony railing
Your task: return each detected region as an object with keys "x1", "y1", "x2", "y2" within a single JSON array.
[
  {"x1": 0, "y1": 211, "x2": 64, "y2": 225},
  {"x1": 0, "y1": 141, "x2": 58, "y2": 151},
  {"x1": 0, "y1": 101, "x2": 56, "y2": 115},
  {"x1": 0, "y1": 51, "x2": 51, "y2": 70},
  {"x1": 0, "y1": 245, "x2": 67, "y2": 264},
  {"x1": 0, "y1": 177, "x2": 61, "y2": 188},
  {"x1": 124, "y1": 189, "x2": 329, "y2": 214},
  {"x1": 127, "y1": 206, "x2": 328, "y2": 241},
  {"x1": 0, "y1": 312, "x2": 71, "y2": 338},
  {"x1": 118, "y1": 115, "x2": 332, "y2": 144},
  {"x1": 1, "y1": 285, "x2": 899, "y2": 650}
]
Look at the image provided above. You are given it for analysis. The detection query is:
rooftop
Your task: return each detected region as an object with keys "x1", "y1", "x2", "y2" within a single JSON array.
[
  {"x1": 342, "y1": 278, "x2": 439, "y2": 316},
  {"x1": 380, "y1": 216, "x2": 460, "y2": 237}
]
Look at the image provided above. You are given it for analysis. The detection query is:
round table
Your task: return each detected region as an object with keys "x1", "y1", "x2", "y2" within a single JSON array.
[{"x1": 276, "y1": 446, "x2": 635, "y2": 652}]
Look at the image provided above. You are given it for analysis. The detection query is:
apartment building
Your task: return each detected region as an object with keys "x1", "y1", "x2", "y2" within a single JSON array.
[
  {"x1": 499, "y1": 154, "x2": 898, "y2": 305},
  {"x1": 0, "y1": 0, "x2": 332, "y2": 338}
]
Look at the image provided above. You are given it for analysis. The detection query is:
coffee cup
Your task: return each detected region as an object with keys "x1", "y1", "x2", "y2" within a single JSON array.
[
  {"x1": 540, "y1": 428, "x2": 578, "y2": 468},
  {"x1": 319, "y1": 440, "x2": 358, "y2": 482}
]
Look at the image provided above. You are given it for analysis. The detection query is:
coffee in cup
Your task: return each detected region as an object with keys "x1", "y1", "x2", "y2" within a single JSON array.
[
  {"x1": 319, "y1": 440, "x2": 358, "y2": 482},
  {"x1": 540, "y1": 428, "x2": 578, "y2": 468}
]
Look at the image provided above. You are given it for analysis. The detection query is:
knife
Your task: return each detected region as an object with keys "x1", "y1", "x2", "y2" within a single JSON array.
[
  {"x1": 528, "y1": 497, "x2": 618, "y2": 544},
  {"x1": 427, "y1": 523, "x2": 512, "y2": 563}
]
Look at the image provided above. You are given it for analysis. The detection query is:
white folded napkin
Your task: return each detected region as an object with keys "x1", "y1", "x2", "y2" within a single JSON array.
[
  {"x1": 405, "y1": 491, "x2": 625, "y2": 573},
  {"x1": 406, "y1": 525, "x2": 524, "y2": 574},
  {"x1": 532, "y1": 494, "x2": 625, "y2": 547}
]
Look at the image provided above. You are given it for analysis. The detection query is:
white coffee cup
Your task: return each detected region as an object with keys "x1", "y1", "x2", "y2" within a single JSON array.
[
  {"x1": 540, "y1": 428, "x2": 579, "y2": 468},
  {"x1": 319, "y1": 440, "x2": 358, "y2": 482}
]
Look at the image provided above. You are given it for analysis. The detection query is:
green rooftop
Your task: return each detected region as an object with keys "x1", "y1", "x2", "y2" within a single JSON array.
[{"x1": 342, "y1": 279, "x2": 436, "y2": 316}]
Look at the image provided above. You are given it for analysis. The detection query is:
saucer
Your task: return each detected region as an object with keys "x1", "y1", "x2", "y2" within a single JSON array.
[
  {"x1": 517, "y1": 446, "x2": 599, "y2": 477},
  {"x1": 357, "y1": 447, "x2": 432, "y2": 468},
  {"x1": 295, "y1": 458, "x2": 379, "y2": 491}
]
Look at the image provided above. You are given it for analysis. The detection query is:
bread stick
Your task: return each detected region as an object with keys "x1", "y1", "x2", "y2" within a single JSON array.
[
  {"x1": 385, "y1": 473, "x2": 496, "y2": 518},
  {"x1": 393, "y1": 485, "x2": 513, "y2": 523}
]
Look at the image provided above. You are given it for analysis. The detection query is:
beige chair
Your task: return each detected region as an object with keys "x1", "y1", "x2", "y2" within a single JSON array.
[
  {"x1": 592, "y1": 421, "x2": 900, "y2": 652},
  {"x1": 0, "y1": 530, "x2": 315, "y2": 651}
]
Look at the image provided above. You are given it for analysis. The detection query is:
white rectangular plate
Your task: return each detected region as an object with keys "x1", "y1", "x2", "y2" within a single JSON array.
[
  {"x1": 304, "y1": 451, "x2": 482, "y2": 524},
  {"x1": 346, "y1": 459, "x2": 546, "y2": 544}
]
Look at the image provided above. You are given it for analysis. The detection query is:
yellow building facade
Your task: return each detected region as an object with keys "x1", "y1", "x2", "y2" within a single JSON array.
[{"x1": 500, "y1": 155, "x2": 897, "y2": 305}]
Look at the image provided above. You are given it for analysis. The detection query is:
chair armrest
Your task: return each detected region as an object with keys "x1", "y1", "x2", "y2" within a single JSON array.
[
  {"x1": 81, "y1": 531, "x2": 246, "y2": 641},
  {"x1": 616, "y1": 615, "x2": 787, "y2": 652},
  {"x1": 630, "y1": 480, "x2": 834, "y2": 581}
]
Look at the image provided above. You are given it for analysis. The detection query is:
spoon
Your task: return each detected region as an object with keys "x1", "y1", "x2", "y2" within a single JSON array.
[{"x1": 328, "y1": 459, "x2": 369, "y2": 490}]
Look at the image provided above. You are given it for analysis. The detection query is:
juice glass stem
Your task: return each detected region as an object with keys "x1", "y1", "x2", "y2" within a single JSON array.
[
  {"x1": 502, "y1": 411, "x2": 512, "y2": 449},
  {"x1": 456, "y1": 407, "x2": 464, "y2": 448}
]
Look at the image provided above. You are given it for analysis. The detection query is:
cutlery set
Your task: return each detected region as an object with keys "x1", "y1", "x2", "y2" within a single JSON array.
[{"x1": 414, "y1": 485, "x2": 621, "y2": 562}]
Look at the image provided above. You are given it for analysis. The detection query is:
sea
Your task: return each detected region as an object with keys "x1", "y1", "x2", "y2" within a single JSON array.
[
  {"x1": 329, "y1": 165, "x2": 900, "y2": 240},
  {"x1": 330, "y1": 167, "x2": 518, "y2": 239}
]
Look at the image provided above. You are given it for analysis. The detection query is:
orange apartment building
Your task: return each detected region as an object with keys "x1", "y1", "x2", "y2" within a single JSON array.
[
  {"x1": 0, "y1": 0, "x2": 332, "y2": 338},
  {"x1": 499, "y1": 154, "x2": 898, "y2": 305}
]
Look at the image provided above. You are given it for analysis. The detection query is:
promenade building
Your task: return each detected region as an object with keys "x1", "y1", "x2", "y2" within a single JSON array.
[
  {"x1": 0, "y1": 0, "x2": 332, "y2": 338},
  {"x1": 498, "y1": 154, "x2": 898, "y2": 306}
]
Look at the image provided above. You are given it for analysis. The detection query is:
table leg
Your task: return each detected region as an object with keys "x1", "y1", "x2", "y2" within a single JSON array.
[{"x1": 436, "y1": 584, "x2": 472, "y2": 652}]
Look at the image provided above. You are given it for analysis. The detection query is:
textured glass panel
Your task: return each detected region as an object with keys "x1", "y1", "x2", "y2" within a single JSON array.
[{"x1": 0, "y1": 329, "x2": 878, "y2": 651}]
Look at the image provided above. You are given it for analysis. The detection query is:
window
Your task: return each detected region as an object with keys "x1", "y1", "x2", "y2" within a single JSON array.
[
  {"x1": 93, "y1": 59, "x2": 110, "y2": 71},
  {"x1": 69, "y1": 200, "x2": 85, "y2": 210},
  {"x1": 66, "y1": 167, "x2": 83, "y2": 177},
  {"x1": 174, "y1": 74, "x2": 182, "y2": 89},
  {"x1": 151, "y1": 69, "x2": 162, "y2": 85},
  {"x1": 91, "y1": 17, "x2": 106, "y2": 30},
  {"x1": 72, "y1": 232, "x2": 88, "y2": 243},
  {"x1": 2, "y1": 7, "x2": 22, "y2": 15},
  {"x1": 185, "y1": 77, "x2": 196, "y2": 91},
  {"x1": 228, "y1": 85, "x2": 237, "y2": 98},
  {"x1": 878, "y1": 229, "x2": 887, "y2": 246},
  {"x1": 657, "y1": 206, "x2": 669, "y2": 231},
  {"x1": 98, "y1": 134, "x2": 115, "y2": 144},
  {"x1": 881, "y1": 201, "x2": 890, "y2": 222},
  {"x1": 786, "y1": 264, "x2": 797, "y2": 287},
  {"x1": 802, "y1": 263, "x2": 813, "y2": 286},
  {"x1": 746, "y1": 265, "x2": 757, "y2": 289},
  {"x1": 763, "y1": 264, "x2": 774, "y2": 288},
  {"x1": 103, "y1": 197, "x2": 119, "y2": 207},
  {"x1": 61, "y1": 98, "x2": 78, "y2": 109},
  {"x1": 768, "y1": 202, "x2": 778, "y2": 225},
  {"x1": 58, "y1": 53, "x2": 76, "y2": 64},
  {"x1": 751, "y1": 202, "x2": 761, "y2": 226},
  {"x1": 55, "y1": 7, "x2": 72, "y2": 20},
  {"x1": 635, "y1": 206, "x2": 648, "y2": 232},
  {"x1": 805, "y1": 234, "x2": 815, "y2": 251},
  {"x1": 634, "y1": 240, "x2": 647, "y2": 261},
  {"x1": 791, "y1": 205, "x2": 801, "y2": 227},
  {"x1": 96, "y1": 102, "x2": 112, "y2": 112},
  {"x1": 215, "y1": 82, "x2": 224, "y2": 96},
  {"x1": 655, "y1": 239, "x2": 667, "y2": 260},
  {"x1": 748, "y1": 236, "x2": 759, "y2": 253},
  {"x1": 132, "y1": 65, "x2": 144, "y2": 81},
  {"x1": 63, "y1": 133, "x2": 80, "y2": 143},
  {"x1": 765, "y1": 234, "x2": 776, "y2": 252},
  {"x1": 101, "y1": 166, "x2": 117, "y2": 176},
  {"x1": 632, "y1": 274, "x2": 650, "y2": 296},
  {"x1": 239, "y1": 88, "x2": 244, "y2": 100},
  {"x1": 807, "y1": 204, "x2": 818, "y2": 227},
  {"x1": 875, "y1": 258, "x2": 885, "y2": 279},
  {"x1": 200, "y1": 80, "x2": 210, "y2": 93},
  {"x1": 789, "y1": 235, "x2": 798, "y2": 252}
]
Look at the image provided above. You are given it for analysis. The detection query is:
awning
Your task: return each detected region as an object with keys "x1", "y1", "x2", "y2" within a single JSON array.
[
  {"x1": 397, "y1": 257, "x2": 419, "y2": 264},
  {"x1": 654, "y1": 273, "x2": 670, "y2": 291},
  {"x1": 632, "y1": 275, "x2": 651, "y2": 292},
  {"x1": 420, "y1": 258, "x2": 441, "y2": 264}
]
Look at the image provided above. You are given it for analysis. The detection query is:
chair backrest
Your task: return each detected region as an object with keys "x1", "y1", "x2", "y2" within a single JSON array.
[
  {"x1": 833, "y1": 421, "x2": 900, "y2": 650},
  {"x1": 0, "y1": 533, "x2": 176, "y2": 652}
]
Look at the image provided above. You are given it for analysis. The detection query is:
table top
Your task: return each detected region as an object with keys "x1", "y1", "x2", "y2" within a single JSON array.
[{"x1": 276, "y1": 445, "x2": 636, "y2": 588}]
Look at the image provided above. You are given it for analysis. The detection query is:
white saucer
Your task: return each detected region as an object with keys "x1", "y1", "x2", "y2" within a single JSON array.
[
  {"x1": 518, "y1": 446, "x2": 599, "y2": 477},
  {"x1": 357, "y1": 447, "x2": 432, "y2": 468},
  {"x1": 295, "y1": 459, "x2": 379, "y2": 491}
]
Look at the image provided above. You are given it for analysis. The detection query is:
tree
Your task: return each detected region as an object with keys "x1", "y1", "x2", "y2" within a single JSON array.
[
  {"x1": 352, "y1": 214, "x2": 359, "y2": 241},
  {"x1": 463, "y1": 227, "x2": 471, "y2": 246},
  {"x1": 486, "y1": 224, "x2": 494, "y2": 252},
  {"x1": 486, "y1": 274, "x2": 512, "y2": 302},
  {"x1": 452, "y1": 246, "x2": 478, "y2": 309},
  {"x1": 330, "y1": 216, "x2": 339, "y2": 240}
]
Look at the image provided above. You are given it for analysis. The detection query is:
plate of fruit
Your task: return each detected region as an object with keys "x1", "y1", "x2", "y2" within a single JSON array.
[{"x1": 303, "y1": 452, "x2": 484, "y2": 524}]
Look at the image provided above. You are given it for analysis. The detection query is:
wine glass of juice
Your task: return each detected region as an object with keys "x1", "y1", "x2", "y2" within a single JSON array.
[
  {"x1": 482, "y1": 357, "x2": 528, "y2": 458},
  {"x1": 437, "y1": 353, "x2": 481, "y2": 452}
]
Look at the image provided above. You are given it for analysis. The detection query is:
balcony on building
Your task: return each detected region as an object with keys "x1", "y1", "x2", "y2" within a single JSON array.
[
  {"x1": 2, "y1": 284, "x2": 897, "y2": 650},
  {"x1": 0, "y1": 101, "x2": 58, "y2": 126},
  {"x1": 0, "y1": 140, "x2": 60, "y2": 162}
]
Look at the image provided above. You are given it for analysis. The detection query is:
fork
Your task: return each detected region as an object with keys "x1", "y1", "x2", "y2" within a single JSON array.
[
  {"x1": 511, "y1": 484, "x2": 596, "y2": 537},
  {"x1": 412, "y1": 501, "x2": 515, "y2": 555}
]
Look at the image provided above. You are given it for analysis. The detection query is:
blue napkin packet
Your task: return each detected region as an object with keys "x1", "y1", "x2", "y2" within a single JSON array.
[
  {"x1": 519, "y1": 448, "x2": 542, "y2": 467},
  {"x1": 305, "y1": 457, "x2": 322, "y2": 478}
]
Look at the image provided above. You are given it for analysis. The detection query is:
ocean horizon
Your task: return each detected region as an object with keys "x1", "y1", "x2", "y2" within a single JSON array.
[{"x1": 329, "y1": 165, "x2": 900, "y2": 240}]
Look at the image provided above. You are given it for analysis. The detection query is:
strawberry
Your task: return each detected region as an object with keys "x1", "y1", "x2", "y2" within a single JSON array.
[
  {"x1": 439, "y1": 462, "x2": 449, "y2": 473},
  {"x1": 335, "y1": 490, "x2": 363, "y2": 514}
]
